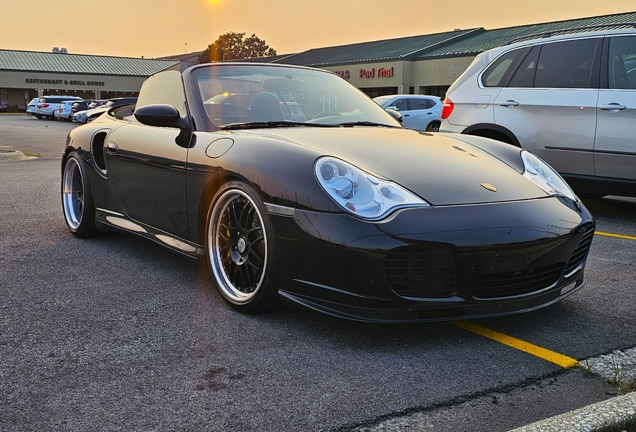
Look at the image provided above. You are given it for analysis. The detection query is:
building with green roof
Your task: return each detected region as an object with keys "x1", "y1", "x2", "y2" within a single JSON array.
[
  {"x1": 217, "y1": 10, "x2": 631, "y2": 98},
  {"x1": 0, "y1": 49, "x2": 179, "y2": 111},
  {"x1": 2, "y1": 10, "x2": 635, "y2": 111},
  {"x1": 267, "y1": 10, "x2": 636, "y2": 98}
]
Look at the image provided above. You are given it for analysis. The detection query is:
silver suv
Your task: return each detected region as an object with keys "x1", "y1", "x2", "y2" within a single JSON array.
[{"x1": 440, "y1": 26, "x2": 636, "y2": 197}]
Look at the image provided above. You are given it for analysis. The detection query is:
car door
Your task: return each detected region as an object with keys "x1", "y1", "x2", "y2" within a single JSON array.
[
  {"x1": 595, "y1": 35, "x2": 636, "y2": 180},
  {"x1": 385, "y1": 97, "x2": 413, "y2": 128},
  {"x1": 103, "y1": 70, "x2": 191, "y2": 239},
  {"x1": 492, "y1": 38, "x2": 601, "y2": 176},
  {"x1": 407, "y1": 97, "x2": 438, "y2": 131},
  {"x1": 105, "y1": 122, "x2": 190, "y2": 239}
]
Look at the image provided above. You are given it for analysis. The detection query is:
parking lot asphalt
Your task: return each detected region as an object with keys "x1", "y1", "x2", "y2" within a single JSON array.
[{"x1": 0, "y1": 116, "x2": 636, "y2": 431}]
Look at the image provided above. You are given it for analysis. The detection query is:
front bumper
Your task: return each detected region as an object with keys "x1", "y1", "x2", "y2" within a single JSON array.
[
  {"x1": 439, "y1": 121, "x2": 464, "y2": 134},
  {"x1": 272, "y1": 196, "x2": 594, "y2": 322}
]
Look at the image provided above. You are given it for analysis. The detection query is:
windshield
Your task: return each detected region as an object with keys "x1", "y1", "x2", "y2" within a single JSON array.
[
  {"x1": 191, "y1": 64, "x2": 401, "y2": 130},
  {"x1": 372, "y1": 96, "x2": 393, "y2": 106}
]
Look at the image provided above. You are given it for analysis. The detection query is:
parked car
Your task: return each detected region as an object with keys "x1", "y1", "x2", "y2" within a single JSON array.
[
  {"x1": 71, "y1": 100, "x2": 90, "y2": 114},
  {"x1": 373, "y1": 94, "x2": 442, "y2": 131},
  {"x1": 61, "y1": 63, "x2": 594, "y2": 322},
  {"x1": 72, "y1": 98, "x2": 137, "y2": 123},
  {"x1": 440, "y1": 26, "x2": 636, "y2": 198},
  {"x1": 36, "y1": 95, "x2": 83, "y2": 119},
  {"x1": 102, "y1": 97, "x2": 137, "y2": 109},
  {"x1": 88, "y1": 100, "x2": 107, "y2": 109},
  {"x1": 54, "y1": 101, "x2": 81, "y2": 121},
  {"x1": 26, "y1": 98, "x2": 39, "y2": 116},
  {"x1": 72, "y1": 107, "x2": 109, "y2": 124}
]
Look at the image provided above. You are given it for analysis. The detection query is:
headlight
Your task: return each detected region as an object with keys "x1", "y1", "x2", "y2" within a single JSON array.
[
  {"x1": 521, "y1": 151, "x2": 577, "y2": 201},
  {"x1": 314, "y1": 157, "x2": 429, "y2": 220}
]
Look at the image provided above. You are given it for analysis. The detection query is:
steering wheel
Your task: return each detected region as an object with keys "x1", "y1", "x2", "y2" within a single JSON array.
[{"x1": 298, "y1": 104, "x2": 317, "y2": 118}]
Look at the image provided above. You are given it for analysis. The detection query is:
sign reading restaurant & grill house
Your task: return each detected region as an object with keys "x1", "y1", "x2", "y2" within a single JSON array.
[{"x1": 25, "y1": 77, "x2": 106, "y2": 86}]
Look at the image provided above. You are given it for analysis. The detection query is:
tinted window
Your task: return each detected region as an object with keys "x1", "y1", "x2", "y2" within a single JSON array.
[
  {"x1": 482, "y1": 47, "x2": 531, "y2": 87},
  {"x1": 386, "y1": 98, "x2": 408, "y2": 111},
  {"x1": 41, "y1": 96, "x2": 80, "y2": 103},
  {"x1": 508, "y1": 45, "x2": 540, "y2": 87},
  {"x1": 408, "y1": 98, "x2": 434, "y2": 109},
  {"x1": 608, "y1": 36, "x2": 636, "y2": 90},
  {"x1": 534, "y1": 39, "x2": 599, "y2": 88}
]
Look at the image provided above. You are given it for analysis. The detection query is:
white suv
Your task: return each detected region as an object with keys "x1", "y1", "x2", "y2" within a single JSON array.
[
  {"x1": 441, "y1": 26, "x2": 636, "y2": 197},
  {"x1": 36, "y1": 96, "x2": 83, "y2": 120}
]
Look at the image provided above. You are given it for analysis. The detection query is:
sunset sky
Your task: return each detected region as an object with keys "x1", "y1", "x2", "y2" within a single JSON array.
[{"x1": 2, "y1": 1, "x2": 635, "y2": 59}]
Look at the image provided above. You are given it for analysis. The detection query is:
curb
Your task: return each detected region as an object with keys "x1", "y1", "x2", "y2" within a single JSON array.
[
  {"x1": 510, "y1": 391, "x2": 636, "y2": 431},
  {"x1": 0, "y1": 150, "x2": 38, "y2": 162}
]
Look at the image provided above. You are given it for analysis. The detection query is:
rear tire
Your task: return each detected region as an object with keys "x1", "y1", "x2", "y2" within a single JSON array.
[
  {"x1": 61, "y1": 151, "x2": 97, "y2": 238},
  {"x1": 426, "y1": 121, "x2": 440, "y2": 132}
]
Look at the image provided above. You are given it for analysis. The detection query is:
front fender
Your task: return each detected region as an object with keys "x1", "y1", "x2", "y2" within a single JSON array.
[{"x1": 186, "y1": 132, "x2": 342, "y2": 244}]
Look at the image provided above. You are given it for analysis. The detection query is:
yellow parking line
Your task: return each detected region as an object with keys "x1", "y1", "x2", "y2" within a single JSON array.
[
  {"x1": 450, "y1": 320, "x2": 580, "y2": 369},
  {"x1": 595, "y1": 231, "x2": 636, "y2": 241}
]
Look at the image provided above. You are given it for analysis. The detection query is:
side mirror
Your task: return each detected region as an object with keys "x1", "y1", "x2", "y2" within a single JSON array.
[
  {"x1": 134, "y1": 104, "x2": 190, "y2": 129},
  {"x1": 385, "y1": 108, "x2": 403, "y2": 124}
]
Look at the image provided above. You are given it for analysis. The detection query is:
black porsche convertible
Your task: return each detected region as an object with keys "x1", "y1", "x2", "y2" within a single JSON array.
[{"x1": 61, "y1": 62, "x2": 595, "y2": 322}]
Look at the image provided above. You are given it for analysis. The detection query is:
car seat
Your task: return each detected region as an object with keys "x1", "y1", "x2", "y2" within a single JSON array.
[{"x1": 248, "y1": 92, "x2": 284, "y2": 122}]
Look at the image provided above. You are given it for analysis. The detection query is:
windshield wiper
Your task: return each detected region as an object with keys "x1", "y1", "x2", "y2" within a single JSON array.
[
  {"x1": 221, "y1": 121, "x2": 336, "y2": 130},
  {"x1": 338, "y1": 121, "x2": 397, "y2": 128}
]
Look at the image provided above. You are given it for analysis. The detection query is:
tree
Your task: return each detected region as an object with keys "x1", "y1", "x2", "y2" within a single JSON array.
[{"x1": 197, "y1": 32, "x2": 277, "y2": 63}]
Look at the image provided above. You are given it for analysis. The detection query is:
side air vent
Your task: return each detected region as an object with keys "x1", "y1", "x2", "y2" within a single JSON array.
[{"x1": 91, "y1": 131, "x2": 108, "y2": 176}]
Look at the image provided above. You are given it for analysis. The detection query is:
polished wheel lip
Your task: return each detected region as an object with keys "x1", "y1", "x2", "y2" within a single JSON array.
[
  {"x1": 62, "y1": 157, "x2": 84, "y2": 230},
  {"x1": 208, "y1": 188, "x2": 268, "y2": 305}
]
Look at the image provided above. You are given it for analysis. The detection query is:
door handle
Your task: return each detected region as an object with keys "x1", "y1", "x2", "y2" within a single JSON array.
[
  {"x1": 499, "y1": 100, "x2": 520, "y2": 107},
  {"x1": 599, "y1": 103, "x2": 626, "y2": 112},
  {"x1": 107, "y1": 141, "x2": 119, "y2": 154},
  {"x1": 403, "y1": 114, "x2": 410, "y2": 117}
]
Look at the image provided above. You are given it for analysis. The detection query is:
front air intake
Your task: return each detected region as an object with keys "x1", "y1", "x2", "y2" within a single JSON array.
[
  {"x1": 563, "y1": 223, "x2": 595, "y2": 277},
  {"x1": 385, "y1": 246, "x2": 457, "y2": 298}
]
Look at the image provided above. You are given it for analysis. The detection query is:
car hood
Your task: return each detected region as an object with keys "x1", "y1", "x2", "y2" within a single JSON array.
[{"x1": 237, "y1": 127, "x2": 547, "y2": 206}]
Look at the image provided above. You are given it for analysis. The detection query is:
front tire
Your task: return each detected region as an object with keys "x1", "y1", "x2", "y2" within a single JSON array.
[
  {"x1": 206, "y1": 181, "x2": 279, "y2": 313},
  {"x1": 61, "y1": 151, "x2": 97, "y2": 237}
]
